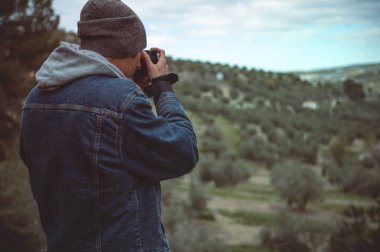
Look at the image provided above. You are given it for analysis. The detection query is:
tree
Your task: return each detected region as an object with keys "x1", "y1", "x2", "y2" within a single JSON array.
[
  {"x1": 261, "y1": 212, "x2": 332, "y2": 252},
  {"x1": 271, "y1": 160, "x2": 324, "y2": 210},
  {"x1": 343, "y1": 79, "x2": 365, "y2": 102},
  {"x1": 328, "y1": 201, "x2": 380, "y2": 252},
  {"x1": 199, "y1": 152, "x2": 250, "y2": 187},
  {"x1": 0, "y1": 0, "x2": 59, "y2": 160},
  {"x1": 189, "y1": 180, "x2": 208, "y2": 212}
]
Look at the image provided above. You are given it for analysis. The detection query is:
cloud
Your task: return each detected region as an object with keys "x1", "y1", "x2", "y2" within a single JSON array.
[
  {"x1": 55, "y1": 0, "x2": 380, "y2": 39},
  {"x1": 52, "y1": 0, "x2": 380, "y2": 70},
  {"x1": 130, "y1": 0, "x2": 380, "y2": 38},
  {"x1": 339, "y1": 27, "x2": 380, "y2": 40}
]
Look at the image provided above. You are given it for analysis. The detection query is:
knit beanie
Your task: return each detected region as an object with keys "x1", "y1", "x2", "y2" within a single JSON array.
[{"x1": 77, "y1": 0, "x2": 147, "y2": 58}]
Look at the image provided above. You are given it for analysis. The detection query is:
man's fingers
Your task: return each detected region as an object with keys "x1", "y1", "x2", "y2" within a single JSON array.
[
  {"x1": 141, "y1": 51, "x2": 154, "y2": 67},
  {"x1": 151, "y1": 47, "x2": 166, "y2": 63},
  {"x1": 143, "y1": 48, "x2": 170, "y2": 78},
  {"x1": 151, "y1": 47, "x2": 165, "y2": 56}
]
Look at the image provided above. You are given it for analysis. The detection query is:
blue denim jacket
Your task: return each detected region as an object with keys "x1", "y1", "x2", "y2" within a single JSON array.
[{"x1": 19, "y1": 74, "x2": 198, "y2": 251}]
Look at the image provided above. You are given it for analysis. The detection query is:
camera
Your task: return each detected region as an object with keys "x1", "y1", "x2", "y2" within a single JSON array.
[{"x1": 133, "y1": 50, "x2": 159, "y2": 82}]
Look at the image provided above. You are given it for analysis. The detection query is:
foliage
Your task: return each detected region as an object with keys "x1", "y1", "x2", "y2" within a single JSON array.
[
  {"x1": 169, "y1": 220, "x2": 228, "y2": 252},
  {"x1": 322, "y1": 144, "x2": 380, "y2": 198},
  {"x1": 218, "y1": 209, "x2": 276, "y2": 226},
  {"x1": 199, "y1": 153, "x2": 251, "y2": 187},
  {"x1": 327, "y1": 201, "x2": 380, "y2": 252},
  {"x1": 339, "y1": 161, "x2": 380, "y2": 198},
  {"x1": 0, "y1": 0, "x2": 59, "y2": 160},
  {"x1": 0, "y1": 151, "x2": 45, "y2": 252},
  {"x1": 188, "y1": 180, "x2": 215, "y2": 220},
  {"x1": 271, "y1": 160, "x2": 324, "y2": 210},
  {"x1": 229, "y1": 244, "x2": 270, "y2": 252},
  {"x1": 260, "y1": 212, "x2": 332, "y2": 252},
  {"x1": 161, "y1": 181, "x2": 226, "y2": 252},
  {"x1": 0, "y1": 2, "x2": 379, "y2": 250},
  {"x1": 328, "y1": 135, "x2": 349, "y2": 166},
  {"x1": 343, "y1": 79, "x2": 366, "y2": 101}
]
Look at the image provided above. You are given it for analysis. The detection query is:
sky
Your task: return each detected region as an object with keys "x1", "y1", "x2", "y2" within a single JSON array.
[{"x1": 52, "y1": 0, "x2": 380, "y2": 72}]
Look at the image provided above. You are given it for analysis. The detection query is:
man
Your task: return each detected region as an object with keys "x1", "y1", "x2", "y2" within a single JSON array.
[{"x1": 19, "y1": 0, "x2": 198, "y2": 251}]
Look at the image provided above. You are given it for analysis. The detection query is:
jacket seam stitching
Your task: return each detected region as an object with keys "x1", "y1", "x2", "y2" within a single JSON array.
[
  {"x1": 23, "y1": 103, "x2": 122, "y2": 119},
  {"x1": 120, "y1": 89, "x2": 143, "y2": 112},
  {"x1": 118, "y1": 90, "x2": 143, "y2": 168},
  {"x1": 94, "y1": 115, "x2": 103, "y2": 252},
  {"x1": 157, "y1": 96, "x2": 178, "y2": 108},
  {"x1": 117, "y1": 116, "x2": 124, "y2": 170},
  {"x1": 134, "y1": 189, "x2": 143, "y2": 251}
]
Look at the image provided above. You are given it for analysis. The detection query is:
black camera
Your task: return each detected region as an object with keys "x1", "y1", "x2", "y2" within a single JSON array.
[
  {"x1": 133, "y1": 50, "x2": 159, "y2": 82},
  {"x1": 133, "y1": 49, "x2": 178, "y2": 97}
]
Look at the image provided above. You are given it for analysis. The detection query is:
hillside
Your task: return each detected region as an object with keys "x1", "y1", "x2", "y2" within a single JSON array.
[
  {"x1": 160, "y1": 58, "x2": 380, "y2": 251},
  {"x1": 2, "y1": 1, "x2": 379, "y2": 250},
  {"x1": 168, "y1": 58, "x2": 380, "y2": 160},
  {"x1": 294, "y1": 63, "x2": 380, "y2": 98},
  {"x1": 1, "y1": 56, "x2": 380, "y2": 251}
]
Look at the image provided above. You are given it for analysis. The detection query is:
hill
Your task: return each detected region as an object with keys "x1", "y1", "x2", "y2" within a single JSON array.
[
  {"x1": 160, "y1": 58, "x2": 380, "y2": 250},
  {"x1": 293, "y1": 63, "x2": 380, "y2": 98},
  {"x1": 168, "y1": 58, "x2": 380, "y2": 162},
  {"x1": 1, "y1": 53, "x2": 380, "y2": 251}
]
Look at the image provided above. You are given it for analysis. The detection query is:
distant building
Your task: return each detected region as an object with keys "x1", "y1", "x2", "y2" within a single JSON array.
[
  {"x1": 216, "y1": 72, "x2": 224, "y2": 81},
  {"x1": 302, "y1": 100, "x2": 319, "y2": 110}
]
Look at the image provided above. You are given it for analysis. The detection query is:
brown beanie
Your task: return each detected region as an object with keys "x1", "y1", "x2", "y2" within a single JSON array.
[{"x1": 77, "y1": 0, "x2": 147, "y2": 58}]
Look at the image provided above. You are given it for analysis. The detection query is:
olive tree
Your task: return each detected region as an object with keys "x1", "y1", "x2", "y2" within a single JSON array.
[{"x1": 271, "y1": 160, "x2": 324, "y2": 210}]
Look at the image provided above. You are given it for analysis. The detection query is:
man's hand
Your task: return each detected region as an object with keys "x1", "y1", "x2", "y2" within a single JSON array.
[
  {"x1": 135, "y1": 76, "x2": 150, "y2": 90},
  {"x1": 141, "y1": 48, "x2": 169, "y2": 79}
]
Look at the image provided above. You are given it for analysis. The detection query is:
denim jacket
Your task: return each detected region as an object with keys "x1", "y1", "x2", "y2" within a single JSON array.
[{"x1": 19, "y1": 43, "x2": 198, "y2": 251}]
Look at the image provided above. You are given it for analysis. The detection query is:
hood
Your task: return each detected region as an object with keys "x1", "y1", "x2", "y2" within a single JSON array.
[{"x1": 36, "y1": 42, "x2": 126, "y2": 90}]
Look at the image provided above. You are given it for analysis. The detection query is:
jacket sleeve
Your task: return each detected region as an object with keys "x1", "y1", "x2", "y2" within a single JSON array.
[{"x1": 120, "y1": 89, "x2": 199, "y2": 182}]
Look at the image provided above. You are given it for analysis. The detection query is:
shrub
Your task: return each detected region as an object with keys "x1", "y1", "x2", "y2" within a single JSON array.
[
  {"x1": 162, "y1": 183, "x2": 226, "y2": 252},
  {"x1": 327, "y1": 201, "x2": 380, "y2": 252},
  {"x1": 189, "y1": 181, "x2": 209, "y2": 212},
  {"x1": 212, "y1": 155, "x2": 250, "y2": 187},
  {"x1": 321, "y1": 156, "x2": 343, "y2": 185},
  {"x1": 329, "y1": 135, "x2": 349, "y2": 166},
  {"x1": 202, "y1": 138, "x2": 227, "y2": 157},
  {"x1": 343, "y1": 79, "x2": 365, "y2": 102},
  {"x1": 340, "y1": 161, "x2": 380, "y2": 198},
  {"x1": 203, "y1": 125, "x2": 222, "y2": 141},
  {"x1": 0, "y1": 155, "x2": 45, "y2": 251},
  {"x1": 230, "y1": 89, "x2": 239, "y2": 100},
  {"x1": 169, "y1": 220, "x2": 228, "y2": 252},
  {"x1": 322, "y1": 144, "x2": 380, "y2": 198},
  {"x1": 271, "y1": 160, "x2": 324, "y2": 210},
  {"x1": 260, "y1": 212, "x2": 332, "y2": 252},
  {"x1": 240, "y1": 137, "x2": 280, "y2": 167},
  {"x1": 199, "y1": 153, "x2": 251, "y2": 187}
]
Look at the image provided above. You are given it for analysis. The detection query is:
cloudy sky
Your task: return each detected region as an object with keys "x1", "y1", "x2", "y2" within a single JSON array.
[{"x1": 53, "y1": 0, "x2": 380, "y2": 72}]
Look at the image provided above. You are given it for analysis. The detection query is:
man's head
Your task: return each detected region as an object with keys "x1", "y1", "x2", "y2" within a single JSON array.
[{"x1": 77, "y1": 0, "x2": 147, "y2": 77}]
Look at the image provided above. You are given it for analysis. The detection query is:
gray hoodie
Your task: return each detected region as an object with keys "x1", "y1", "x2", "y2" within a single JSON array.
[{"x1": 36, "y1": 42, "x2": 127, "y2": 90}]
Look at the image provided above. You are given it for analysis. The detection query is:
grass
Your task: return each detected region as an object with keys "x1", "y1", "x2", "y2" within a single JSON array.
[
  {"x1": 240, "y1": 158, "x2": 265, "y2": 171},
  {"x1": 214, "y1": 116, "x2": 241, "y2": 152},
  {"x1": 218, "y1": 209, "x2": 277, "y2": 226},
  {"x1": 0, "y1": 150, "x2": 46, "y2": 251},
  {"x1": 172, "y1": 179, "x2": 278, "y2": 202},
  {"x1": 325, "y1": 190, "x2": 372, "y2": 202},
  {"x1": 229, "y1": 244, "x2": 270, "y2": 252},
  {"x1": 209, "y1": 187, "x2": 275, "y2": 201},
  {"x1": 186, "y1": 111, "x2": 205, "y2": 137},
  {"x1": 208, "y1": 183, "x2": 277, "y2": 202},
  {"x1": 195, "y1": 208, "x2": 216, "y2": 221},
  {"x1": 238, "y1": 184, "x2": 274, "y2": 195},
  {"x1": 310, "y1": 201, "x2": 347, "y2": 211}
]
